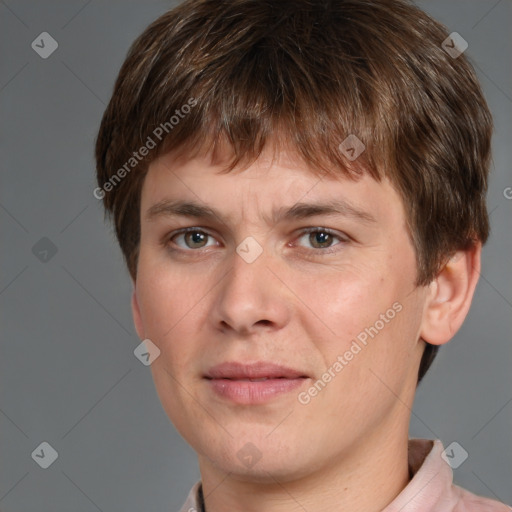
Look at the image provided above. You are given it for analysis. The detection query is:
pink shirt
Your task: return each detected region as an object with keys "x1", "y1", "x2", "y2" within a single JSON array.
[{"x1": 178, "y1": 439, "x2": 511, "y2": 512}]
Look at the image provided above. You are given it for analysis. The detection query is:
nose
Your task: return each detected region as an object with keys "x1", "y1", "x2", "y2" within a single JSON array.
[{"x1": 210, "y1": 242, "x2": 291, "y2": 336}]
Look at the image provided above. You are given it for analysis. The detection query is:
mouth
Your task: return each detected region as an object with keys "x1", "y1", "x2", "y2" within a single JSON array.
[{"x1": 204, "y1": 361, "x2": 310, "y2": 404}]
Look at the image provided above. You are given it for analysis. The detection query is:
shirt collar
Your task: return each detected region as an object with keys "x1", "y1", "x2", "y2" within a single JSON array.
[{"x1": 382, "y1": 438, "x2": 454, "y2": 511}]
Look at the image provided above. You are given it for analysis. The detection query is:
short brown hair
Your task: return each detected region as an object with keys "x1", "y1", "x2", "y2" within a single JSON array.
[{"x1": 95, "y1": 0, "x2": 493, "y2": 383}]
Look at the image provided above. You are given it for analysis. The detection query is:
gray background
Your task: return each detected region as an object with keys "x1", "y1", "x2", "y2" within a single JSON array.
[{"x1": 0, "y1": 1, "x2": 510, "y2": 511}]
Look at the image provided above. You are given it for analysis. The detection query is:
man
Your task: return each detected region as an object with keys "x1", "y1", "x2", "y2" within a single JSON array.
[{"x1": 95, "y1": 0, "x2": 511, "y2": 510}]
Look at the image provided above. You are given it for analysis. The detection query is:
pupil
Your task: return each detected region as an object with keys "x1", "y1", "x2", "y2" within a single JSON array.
[
  {"x1": 313, "y1": 232, "x2": 330, "y2": 247},
  {"x1": 190, "y1": 232, "x2": 205, "y2": 246}
]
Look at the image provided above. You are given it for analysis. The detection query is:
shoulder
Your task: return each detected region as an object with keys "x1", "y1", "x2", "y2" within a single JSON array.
[{"x1": 451, "y1": 484, "x2": 511, "y2": 512}]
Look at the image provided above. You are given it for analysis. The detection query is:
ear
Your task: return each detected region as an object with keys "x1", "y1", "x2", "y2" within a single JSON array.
[
  {"x1": 420, "y1": 242, "x2": 482, "y2": 346},
  {"x1": 131, "y1": 284, "x2": 145, "y2": 340}
]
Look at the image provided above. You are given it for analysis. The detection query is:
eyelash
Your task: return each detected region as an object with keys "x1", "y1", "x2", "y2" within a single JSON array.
[{"x1": 164, "y1": 227, "x2": 349, "y2": 255}]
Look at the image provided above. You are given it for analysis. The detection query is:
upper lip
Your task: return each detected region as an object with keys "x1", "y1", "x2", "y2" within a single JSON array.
[{"x1": 205, "y1": 361, "x2": 309, "y2": 380}]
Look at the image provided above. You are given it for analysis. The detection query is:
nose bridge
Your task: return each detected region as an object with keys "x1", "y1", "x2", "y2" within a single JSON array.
[
  {"x1": 234, "y1": 236, "x2": 267, "y2": 284},
  {"x1": 224, "y1": 237, "x2": 271, "y2": 305},
  {"x1": 212, "y1": 237, "x2": 289, "y2": 333}
]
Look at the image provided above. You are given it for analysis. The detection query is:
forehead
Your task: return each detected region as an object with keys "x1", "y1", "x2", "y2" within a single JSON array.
[{"x1": 140, "y1": 146, "x2": 405, "y2": 230}]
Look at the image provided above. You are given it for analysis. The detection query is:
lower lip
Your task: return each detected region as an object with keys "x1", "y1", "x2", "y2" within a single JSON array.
[{"x1": 207, "y1": 378, "x2": 307, "y2": 404}]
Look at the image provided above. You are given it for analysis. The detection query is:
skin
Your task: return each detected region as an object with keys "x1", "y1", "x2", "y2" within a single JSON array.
[{"x1": 131, "y1": 145, "x2": 481, "y2": 512}]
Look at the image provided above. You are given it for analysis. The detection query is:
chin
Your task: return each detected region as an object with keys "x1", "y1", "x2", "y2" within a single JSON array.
[
  {"x1": 197, "y1": 433, "x2": 317, "y2": 483},
  {"x1": 214, "y1": 456, "x2": 311, "y2": 484}
]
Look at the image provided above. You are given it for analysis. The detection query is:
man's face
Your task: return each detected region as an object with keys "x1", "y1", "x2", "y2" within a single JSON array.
[{"x1": 132, "y1": 147, "x2": 428, "y2": 481}]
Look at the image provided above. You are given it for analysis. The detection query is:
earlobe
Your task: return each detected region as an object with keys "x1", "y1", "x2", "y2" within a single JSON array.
[
  {"x1": 131, "y1": 287, "x2": 145, "y2": 340},
  {"x1": 420, "y1": 242, "x2": 482, "y2": 346}
]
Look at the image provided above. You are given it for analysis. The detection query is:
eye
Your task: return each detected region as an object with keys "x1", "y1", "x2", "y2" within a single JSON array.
[
  {"x1": 169, "y1": 228, "x2": 218, "y2": 250},
  {"x1": 295, "y1": 228, "x2": 347, "y2": 251},
  {"x1": 165, "y1": 226, "x2": 348, "y2": 254}
]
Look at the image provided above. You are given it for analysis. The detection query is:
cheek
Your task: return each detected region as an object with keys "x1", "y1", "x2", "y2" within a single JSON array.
[
  {"x1": 305, "y1": 298, "x2": 421, "y2": 433},
  {"x1": 294, "y1": 257, "x2": 419, "y2": 381},
  {"x1": 135, "y1": 263, "x2": 209, "y2": 429},
  {"x1": 293, "y1": 263, "x2": 398, "y2": 343},
  {"x1": 137, "y1": 247, "x2": 192, "y2": 321},
  {"x1": 135, "y1": 260, "x2": 203, "y2": 361}
]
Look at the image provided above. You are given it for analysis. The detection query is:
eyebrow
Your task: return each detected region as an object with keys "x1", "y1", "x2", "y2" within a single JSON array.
[{"x1": 145, "y1": 198, "x2": 377, "y2": 225}]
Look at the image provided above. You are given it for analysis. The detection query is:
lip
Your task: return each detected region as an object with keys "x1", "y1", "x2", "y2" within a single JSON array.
[
  {"x1": 204, "y1": 361, "x2": 309, "y2": 404},
  {"x1": 205, "y1": 361, "x2": 308, "y2": 380}
]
